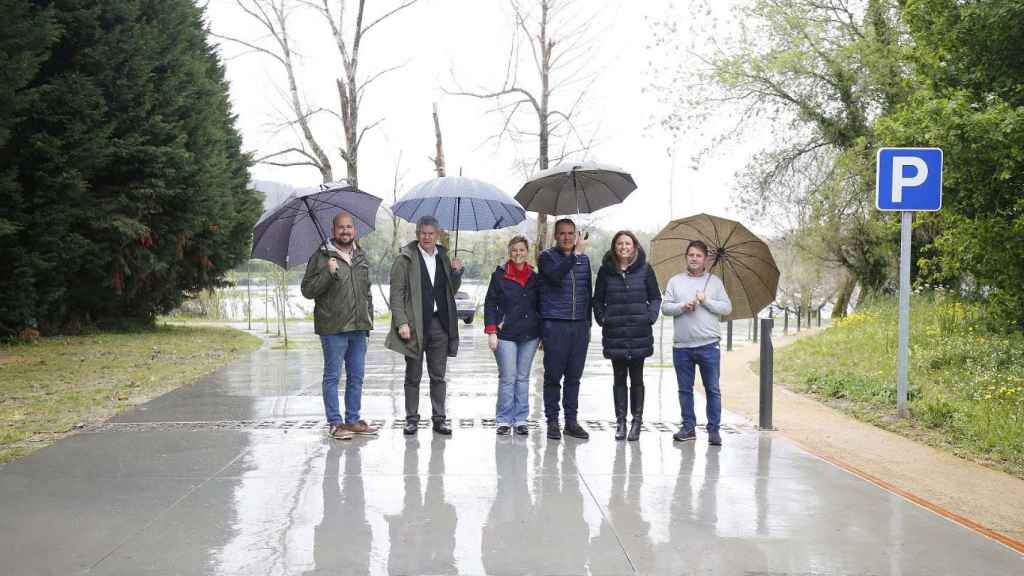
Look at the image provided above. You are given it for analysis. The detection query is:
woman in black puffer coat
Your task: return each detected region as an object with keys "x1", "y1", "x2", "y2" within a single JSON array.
[{"x1": 593, "y1": 230, "x2": 662, "y2": 441}]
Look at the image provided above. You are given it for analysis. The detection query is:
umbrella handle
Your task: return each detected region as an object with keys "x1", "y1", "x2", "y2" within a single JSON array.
[
  {"x1": 703, "y1": 255, "x2": 723, "y2": 291},
  {"x1": 301, "y1": 197, "x2": 329, "y2": 247},
  {"x1": 454, "y1": 197, "x2": 461, "y2": 254},
  {"x1": 569, "y1": 168, "x2": 590, "y2": 241}
]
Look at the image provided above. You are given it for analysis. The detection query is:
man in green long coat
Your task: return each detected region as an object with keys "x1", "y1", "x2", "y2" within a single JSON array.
[{"x1": 385, "y1": 215, "x2": 464, "y2": 435}]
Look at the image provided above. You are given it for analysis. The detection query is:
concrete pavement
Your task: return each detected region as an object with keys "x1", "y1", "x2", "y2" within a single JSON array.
[{"x1": 0, "y1": 321, "x2": 1020, "y2": 575}]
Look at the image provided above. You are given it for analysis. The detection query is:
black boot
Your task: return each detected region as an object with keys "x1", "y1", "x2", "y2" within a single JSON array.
[
  {"x1": 613, "y1": 383, "x2": 628, "y2": 441},
  {"x1": 627, "y1": 419, "x2": 642, "y2": 441},
  {"x1": 627, "y1": 385, "x2": 645, "y2": 441}
]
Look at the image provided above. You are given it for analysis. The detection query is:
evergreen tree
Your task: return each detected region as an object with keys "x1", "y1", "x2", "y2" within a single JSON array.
[
  {"x1": 0, "y1": 1, "x2": 58, "y2": 335},
  {"x1": 0, "y1": 0, "x2": 261, "y2": 336}
]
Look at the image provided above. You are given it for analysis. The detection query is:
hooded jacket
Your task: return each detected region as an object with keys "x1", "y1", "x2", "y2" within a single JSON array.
[
  {"x1": 300, "y1": 241, "x2": 373, "y2": 335},
  {"x1": 593, "y1": 246, "x2": 662, "y2": 360}
]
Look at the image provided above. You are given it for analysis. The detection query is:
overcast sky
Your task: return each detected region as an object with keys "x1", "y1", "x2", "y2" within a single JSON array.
[{"x1": 206, "y1": 0, "x2": 771, "y2": 235}]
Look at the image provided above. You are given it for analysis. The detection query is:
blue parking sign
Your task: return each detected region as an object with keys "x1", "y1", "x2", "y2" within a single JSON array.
[{"x1": 876, "y1": 148, "x2": 943, "y2": 211}]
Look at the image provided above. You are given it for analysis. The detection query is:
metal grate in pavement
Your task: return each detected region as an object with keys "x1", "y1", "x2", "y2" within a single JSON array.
[{"x1": 79, "y1": 419, "x2": 747, "y2": 434}]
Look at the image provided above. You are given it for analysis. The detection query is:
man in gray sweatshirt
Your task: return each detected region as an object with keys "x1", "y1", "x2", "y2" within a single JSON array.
[{"x1": 661, "y1": 240, "x2": 732, "y2": 445}]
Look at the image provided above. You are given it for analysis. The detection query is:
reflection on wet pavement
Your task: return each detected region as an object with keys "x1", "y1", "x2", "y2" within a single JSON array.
[{"x1": 1, "y1": 321, "x2": 1021, "y2": 575}]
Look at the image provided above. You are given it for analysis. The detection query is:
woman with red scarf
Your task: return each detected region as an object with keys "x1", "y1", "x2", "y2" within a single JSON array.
[{"x1": 484, "y1": 236, "x2": 542, "y2": 436}]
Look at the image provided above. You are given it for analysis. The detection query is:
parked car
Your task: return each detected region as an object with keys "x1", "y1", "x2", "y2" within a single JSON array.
[{"x1": 454, "y1": 290, "x2": 476, "y2": 324}]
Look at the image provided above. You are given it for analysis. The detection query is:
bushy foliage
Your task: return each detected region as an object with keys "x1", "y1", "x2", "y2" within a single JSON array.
[
  {"x1": 777, "y1": 292, "x2": 1024, "y2": 477},
  {"x1": 875, "y1": 0, "x2": 1024, "y2": 329},
  {"x1": 0, "y1": 1, "x2": 261, "y2": 336}
]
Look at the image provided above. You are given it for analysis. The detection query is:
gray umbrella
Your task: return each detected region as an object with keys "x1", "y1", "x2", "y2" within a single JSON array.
[
  {"x1": 392, "y1": 176, "x2": 525, "y2": 252},
  {"x1": 251, "y1": 183, "x2": 382, "y2": 268},
  {"x1": 515, "y1": 161, "x2": 637, "y2": 216}
]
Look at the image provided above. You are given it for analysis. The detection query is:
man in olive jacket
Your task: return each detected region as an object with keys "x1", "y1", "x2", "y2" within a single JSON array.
[
  {"x1": 385, "y1": 215, "x2": 464, "y2": 436},
  {"x1": 301, "y1": 211, "x2": 378, "y2": 441}
]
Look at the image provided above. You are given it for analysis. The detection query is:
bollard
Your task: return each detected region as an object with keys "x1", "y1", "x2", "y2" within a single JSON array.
[
  {"x1": 759, "y1": 318, "x2": 775, "y2": 430},
  {"x1": 817, "y1": 307, "x2": 822, "y2": 327},
  {"x1": 807, "y1": 305, "x2": 813, "y2": 327},
  {"x1": 726, "y1": 320, "x2": 733, "y2": 351},
  {"x1": 783, "y1": 309, "x2": 789, "y2": 334}
]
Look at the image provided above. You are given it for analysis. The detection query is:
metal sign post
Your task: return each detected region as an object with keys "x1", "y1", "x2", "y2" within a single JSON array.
[
  {"x1": 876, "y1": 147, "x2": 942, "y2": 417},
  {"x1": 896, "y1": 211, "x2": 912, "y2": 416}
]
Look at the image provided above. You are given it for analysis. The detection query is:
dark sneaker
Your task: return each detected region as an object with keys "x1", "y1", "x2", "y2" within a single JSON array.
[
  {"x1": 403, "y1": 420, "x2": 419, "y2": 435},
  {"x1": 342, "y1": 420, "x2": 379, "y2": 436},
  {"x1": 329, "y1": 423, "x2": 354, "y2": 440},
  {"x1": 564, "y1": 421, "x2": 590, "y2": 440},
  {"x1": 708, "y1": 429, "x2": 722, "y2": 446},
  {"x1": 514, "y1": 424, "x2": 529, "y2": 436},
  {"x1": 433, "y1": 420, "x2": 453, "y2": 435},
  {"x1": 546, "y1": 422, "x2": 562, "y2": 440},
  {"x1": 673, "y1": 427, "x2": 696, "y2": 442},
  {"x1": 496, "y1": 425, "x2": 511, "y2": 436}
]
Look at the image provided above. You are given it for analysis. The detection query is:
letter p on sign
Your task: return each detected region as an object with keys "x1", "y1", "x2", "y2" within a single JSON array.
[{"x1": 876, "y1": 148, "x2": 943, "y2": 212}]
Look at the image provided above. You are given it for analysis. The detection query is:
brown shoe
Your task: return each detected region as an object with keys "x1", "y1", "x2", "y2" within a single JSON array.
[
  {"x1": 329, "y1": 424, "x2": 354, "y2": 440},
  {"x1": 341, "y1": 420, "x2": 379, "y2": 436}
]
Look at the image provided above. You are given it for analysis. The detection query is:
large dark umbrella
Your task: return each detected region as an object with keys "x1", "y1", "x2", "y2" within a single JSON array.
[
  {"x1": 515, "y1": 161, "x2": 637, "y2": 216},
  {"x1": 251, "y1": 183, "x2": 382, "y2": 268},
  {"x1": 650, "y1": 213, "x2": 779, "y2": 320},
  {"x1": 392, "y1": 176, "x2": 525, "y2": 253}
]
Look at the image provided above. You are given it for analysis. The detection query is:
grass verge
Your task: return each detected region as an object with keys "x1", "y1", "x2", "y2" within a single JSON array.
[
  {"x1": 774, "y1": 291, "x2": 1024, "y2": 479},
  {"x1": 0, "y1": 324, "x2": 261, "y2": 465}
]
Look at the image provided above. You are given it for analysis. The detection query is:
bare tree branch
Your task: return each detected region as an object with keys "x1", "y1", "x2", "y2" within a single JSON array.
[
  {"x1": 208, "y1": 32, "x2": 287, "y2": 66},
  {"x1": 361, "y1": 0, "x2": 420, "y2": 37},
  {"x1": 444, "y1": 87, "x2": 542, "y2": 115}
]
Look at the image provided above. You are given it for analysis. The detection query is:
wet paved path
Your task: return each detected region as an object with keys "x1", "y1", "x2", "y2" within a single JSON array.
[{"x1": 1, "y1": 321, "x2": 1021, "y2": 575}]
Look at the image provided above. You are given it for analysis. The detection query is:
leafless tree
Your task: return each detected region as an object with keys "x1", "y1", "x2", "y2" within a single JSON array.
[
  {"x1": 447, "y1": 0, "x2": 601, "y2": 260},
  {"x1": 374, "y1": 150, "x2": 406, "y2": 309},
  {"x1": 211, "y1": 0, "x2": 420, "y2": 186},
  {"x1": 430, "y1": 102, "x2": 446, "y2": 178}
]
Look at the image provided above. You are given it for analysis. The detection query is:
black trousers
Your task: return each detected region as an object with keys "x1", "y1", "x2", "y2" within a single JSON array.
[
  {"x1": 612, "y1": 357, "x2": 645, "y2": 420},
  {"x1": 404, "y1": 317, "x2": 449, "y2": 422}
]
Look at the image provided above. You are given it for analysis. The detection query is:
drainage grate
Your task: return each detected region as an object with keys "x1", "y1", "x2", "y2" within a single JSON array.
[{"x1": 80, "y1": 419, "x2": 746, "y2": 434}]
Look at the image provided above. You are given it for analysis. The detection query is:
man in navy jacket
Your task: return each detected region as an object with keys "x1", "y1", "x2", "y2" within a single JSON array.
[{"x1": 538, "y1": 218, "x2": 593, "y2": 440}]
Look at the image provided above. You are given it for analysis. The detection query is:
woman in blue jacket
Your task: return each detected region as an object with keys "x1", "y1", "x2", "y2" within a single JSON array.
[
  {"x1": 593, "y1": 230, "x2": 662, "y2": 441},
  {"x1": 484, "y1": 236, "x2": 542, "y2": 436}
]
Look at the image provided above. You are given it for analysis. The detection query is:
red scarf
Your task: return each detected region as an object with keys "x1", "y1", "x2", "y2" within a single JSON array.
[{"x1": 503, "y1": 260, "x2": 533, "y2": 287}]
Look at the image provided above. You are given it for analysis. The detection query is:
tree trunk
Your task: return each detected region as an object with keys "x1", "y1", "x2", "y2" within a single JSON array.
[
  {"x1": 432, "y1": 103, "x2": 446, "y2": 178},
  {"x1": 430, "y1": 104, "x2": 451, "y2": 249},
  {"x1": 832, "y1": 272, "x2": 856, "y2": 319},
  {"x1": 534, "y1": 0, "x2": 552, "y2": 263}
]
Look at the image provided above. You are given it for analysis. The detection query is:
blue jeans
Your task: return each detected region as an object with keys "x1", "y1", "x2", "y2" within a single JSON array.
[
  {"x1": 494, "y1": 337, "x2": 540, "y2": 426},
  {"x1": 320, "y1": 331, "x2": 369, "y2": 425},
  {"x1": 673, "y1": 342, "x2": 722, "y2": 432}
]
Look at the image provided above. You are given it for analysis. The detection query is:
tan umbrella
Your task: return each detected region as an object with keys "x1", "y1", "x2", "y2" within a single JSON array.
[{"x1": 650, "y1": 213, "x2": 779, "y2": 320}]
